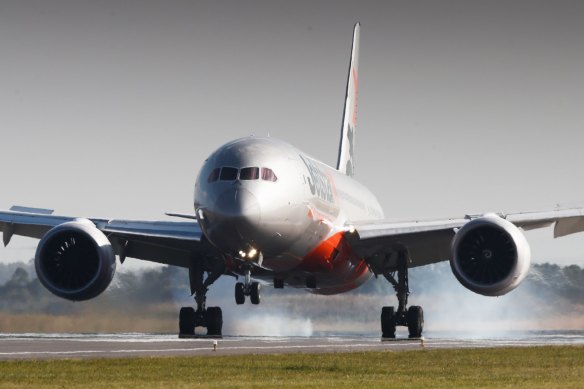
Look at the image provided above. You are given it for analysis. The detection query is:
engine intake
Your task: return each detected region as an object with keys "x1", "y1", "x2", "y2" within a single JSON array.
[
  {"x1": 35, "y1": 220, "x2": 116, "y2": 301},
  {"x1": 451, "y1": 214, "x2": 530, "y2": 296}
]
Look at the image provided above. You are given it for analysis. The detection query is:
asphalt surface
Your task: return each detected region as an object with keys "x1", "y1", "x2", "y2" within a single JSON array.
[{"x1": 0, "y1": 331, "x2": 582, "y2": 360}]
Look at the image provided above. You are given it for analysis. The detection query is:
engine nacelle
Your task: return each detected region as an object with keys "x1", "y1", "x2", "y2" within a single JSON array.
[
  {"x1": 35, "y1": 220, "x2": 116, "y2": 301},
  {"x1": 451, "y1": 214, "x2": 530, "y2": 296}
]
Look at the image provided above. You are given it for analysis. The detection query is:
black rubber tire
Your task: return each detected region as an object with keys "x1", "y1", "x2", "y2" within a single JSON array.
[
  {"x1": 235, "y1": 282, "x2": 245, "y2": 305},
  {"x1": 206, "y1": 307, "x2": 223, "y2": 336},
  {"x1": 273, "y1": 278, "x2": 284, "y2": 289},
  {"x1": 179, "y1": 307, "x2": 196, "y2": 335},
  {"x1": 407, "y1": 306, "x2": 424, "y2": 338},
  {"x1": 381, "y1": 306, "x2": 396, "y2": 338},
  {"x1": 250, "y1": 282, "x2": 261, "y2": 305}
]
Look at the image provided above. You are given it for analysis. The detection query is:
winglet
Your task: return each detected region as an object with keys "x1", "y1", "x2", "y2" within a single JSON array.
[{"x1": 336, "y1": 23, "x2": 360, "y2": 177}]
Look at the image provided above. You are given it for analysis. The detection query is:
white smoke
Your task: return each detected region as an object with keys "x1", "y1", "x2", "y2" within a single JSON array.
[
  {"x1": 159, "y1": 261, "x2": 584, "y2": 338},
  {"x1": 225, "y1": 314, "x2": 313, "y2": 337}
]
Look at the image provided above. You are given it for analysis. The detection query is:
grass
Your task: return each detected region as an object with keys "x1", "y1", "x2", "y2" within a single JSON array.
[{"x1": 0, "y1": 346, "x2": 583, "y2": 388}]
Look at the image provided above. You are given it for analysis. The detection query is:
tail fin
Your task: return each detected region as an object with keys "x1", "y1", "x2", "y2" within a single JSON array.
[{"x1": 336, "y1": 23, "x2": 360, "y2": 177}]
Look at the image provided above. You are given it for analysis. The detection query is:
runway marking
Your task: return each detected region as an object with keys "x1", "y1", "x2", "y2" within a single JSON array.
[
  {"x1": 0, "y1": 341, "x2": 421, "y2": 357},
  {"x1": 2, "y1": 334, "x2": 581, "y2": 360}
]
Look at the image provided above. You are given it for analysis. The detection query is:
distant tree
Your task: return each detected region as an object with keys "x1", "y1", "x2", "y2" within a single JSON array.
[
  {"x1": 4, "y1": 267, "x2": 30, "y2": 288},
  {"x1": 0, "y1": 262, "x2": 582, "y2": 318}
]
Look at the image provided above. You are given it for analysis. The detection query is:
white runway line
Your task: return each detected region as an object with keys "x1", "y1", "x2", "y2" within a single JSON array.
[
  {"x1": 1, "y1": 332, "x2": 582, "y2": 360},
  {"x1": 0, "y1": 341, "x2": 566, "y2": 358},
  {"x1": 0, "y1": 342, "x2": 405, "y2": 357}
]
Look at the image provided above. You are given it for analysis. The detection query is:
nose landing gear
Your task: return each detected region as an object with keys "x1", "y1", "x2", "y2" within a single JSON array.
[{"x1": 235, "y1": 267, "x2": 261, "y2": 305}]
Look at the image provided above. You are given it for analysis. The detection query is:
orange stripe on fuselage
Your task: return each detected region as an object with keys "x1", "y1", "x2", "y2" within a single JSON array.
[{"x1": 298, "y1": 231, "x2": 369, "y2": 291}]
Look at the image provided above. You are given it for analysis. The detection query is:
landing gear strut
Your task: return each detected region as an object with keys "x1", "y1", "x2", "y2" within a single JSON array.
[
  {"x1": 179, "y1": 259, "x2": 224, "y2": 338},
  {"x1": 380, "y1": 251, "x2": 424, "y2": 339},
  {"x1": 235, "y1": 266, "x2": 261, "y2": 305}
]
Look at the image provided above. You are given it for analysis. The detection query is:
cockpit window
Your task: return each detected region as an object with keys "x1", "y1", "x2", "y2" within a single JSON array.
[
  {"x1": 207, "y1": 168, "x2": 220, "y2": 183},
  {"x1": 220, "y1": 167, "x2": 238, "y2": 181},
  {"x1": 261, "y1": 167, "x2": 278, "y2": 182},
  {"x1": 208, "y1": 166, "x2": 276, "y2": 183},
  {"x1": 240, "y1": 167, "x2": 259, "y2": 180}
]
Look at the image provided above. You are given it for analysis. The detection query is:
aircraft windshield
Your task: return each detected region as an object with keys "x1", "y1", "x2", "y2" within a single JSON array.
[
  {"x1": 240, "y1": 167, "x2": 259, "y2": 180},
  {"x1": 219, "y1": 167, "x2": 238, "y2": 181},
  {"x1": 207, "y1": 167, "x2": 277, "y2": 182},
  {"x1": 261, "y1": 167, "x2": 278, "y2": 182},
  {"x1": 207, "y1": 168, "x2": 220, "y2": 183}
]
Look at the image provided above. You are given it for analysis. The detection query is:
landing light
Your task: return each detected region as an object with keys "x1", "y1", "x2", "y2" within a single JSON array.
[
  {"x1": 344, "y1": 225, "x2": 356, "y2": 234},
  {"x1": 238, "y1": 250, "x2": 247, "y2": 258},
  {"x1": 248, "y1": 248, "x2": 258, "y2": 258}
]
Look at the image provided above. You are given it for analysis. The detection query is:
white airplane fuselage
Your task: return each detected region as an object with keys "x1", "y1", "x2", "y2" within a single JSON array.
[{"x1": 194, "y1": 137, "x2": 384, "y2": 294}]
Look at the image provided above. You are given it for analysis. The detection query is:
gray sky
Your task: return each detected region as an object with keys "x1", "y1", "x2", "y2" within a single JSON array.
[{"x1": 2, "y1": 0, "x2": 584, "y2": 266}]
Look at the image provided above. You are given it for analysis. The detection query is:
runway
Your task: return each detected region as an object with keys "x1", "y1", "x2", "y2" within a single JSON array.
[{"x1": 0, "y1": 331, "x2": 583, "y2": 360}]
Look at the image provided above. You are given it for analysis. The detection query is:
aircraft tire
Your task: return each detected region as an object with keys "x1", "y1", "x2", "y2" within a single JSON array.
[
  {"x1": 407, "y1": 306, "x2": 424, "y2": 338},
  {"x1": 250, "y1": 282, "x2": 261, "y2": 305},
  {"x1": 235, "y1": 283, "x2": 245, "y2": 304},
  {"x1": 179, "y1": 307, "x2": 196, "y2": 335},
  {"x1": 274, "y1": 278, "x2": 284, "y2": 289},
  {"x1": 381, "y1": 306, "x2": 396, "y2": 338},
  {"x1": 206, "y1": 307, "x2": 223, "y2": 336}
]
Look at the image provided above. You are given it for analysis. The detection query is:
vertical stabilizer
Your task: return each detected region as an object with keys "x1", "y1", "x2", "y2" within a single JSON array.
[{"x1": 336, "y1": 23, "x2": 360, "y2": 177}]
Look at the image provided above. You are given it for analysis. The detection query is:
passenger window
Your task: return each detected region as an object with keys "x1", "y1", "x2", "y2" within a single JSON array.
[
  {"x1": 261, "y1": 167, "x2": 278, "y2": 182},
  {"x1": 240, "y1": 167, "x2": 259, "y2": 180},
  {"x1": 207, "y1": 168, "x2": 220, "y2": 183},
  {"x1": 220, "y1": 167, "x2": 238, "y2": 181}
]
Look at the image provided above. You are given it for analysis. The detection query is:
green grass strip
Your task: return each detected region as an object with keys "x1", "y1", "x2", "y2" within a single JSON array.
[{"x1": 0, "y1": 346, "x2": 582, "y2": 388}]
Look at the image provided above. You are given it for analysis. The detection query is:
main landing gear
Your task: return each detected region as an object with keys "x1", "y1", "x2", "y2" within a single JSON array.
[
  {"x1": 380, "y1": 251, "x2": 424, "y2": 339},
  {"x1": 179, "y1": 260, "x2": 224, "y2": 338},
  {"x1": 235, "y1": 266, "x2": 261, "y2": 305}
]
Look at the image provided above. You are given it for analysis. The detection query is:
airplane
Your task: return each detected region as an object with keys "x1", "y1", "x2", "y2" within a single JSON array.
[{"x1": 1, "y1": 23, "x2": 584, "y2": 338}]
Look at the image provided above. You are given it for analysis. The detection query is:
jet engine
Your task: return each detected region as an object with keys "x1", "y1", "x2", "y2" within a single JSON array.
[
  {"x1": 35, "y1": 220, "x2": 116, "y2": 301},
  {"x1": 451, "y1": 214, "x2": 530, "y2": 296}
]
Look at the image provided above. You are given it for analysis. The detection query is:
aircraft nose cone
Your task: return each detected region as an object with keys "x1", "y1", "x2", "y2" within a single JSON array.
[
  {"x1": 216, "y1": 188, "x2": 261, "y2": 223},
  {"x1": 204, "y1": 187, "x2": 262, "y2": 252}
]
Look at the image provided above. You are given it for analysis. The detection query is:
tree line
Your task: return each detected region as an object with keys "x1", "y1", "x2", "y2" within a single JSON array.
[{"x1": 0, "y1": 261, "x2": 583, "y2": 315}]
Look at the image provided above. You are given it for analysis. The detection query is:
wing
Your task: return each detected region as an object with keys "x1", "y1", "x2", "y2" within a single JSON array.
[
  {"x1": 347, "y1": 207, "x2": 584, "y2": 274},
  {"x1": 0, "y1": 206, "x2": 218, "y2": 268}
]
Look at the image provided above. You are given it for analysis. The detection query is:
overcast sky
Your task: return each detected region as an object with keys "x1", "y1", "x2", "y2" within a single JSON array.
[{"x1": 1, "y1": 1, "x2": 584, "y2": 266}]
